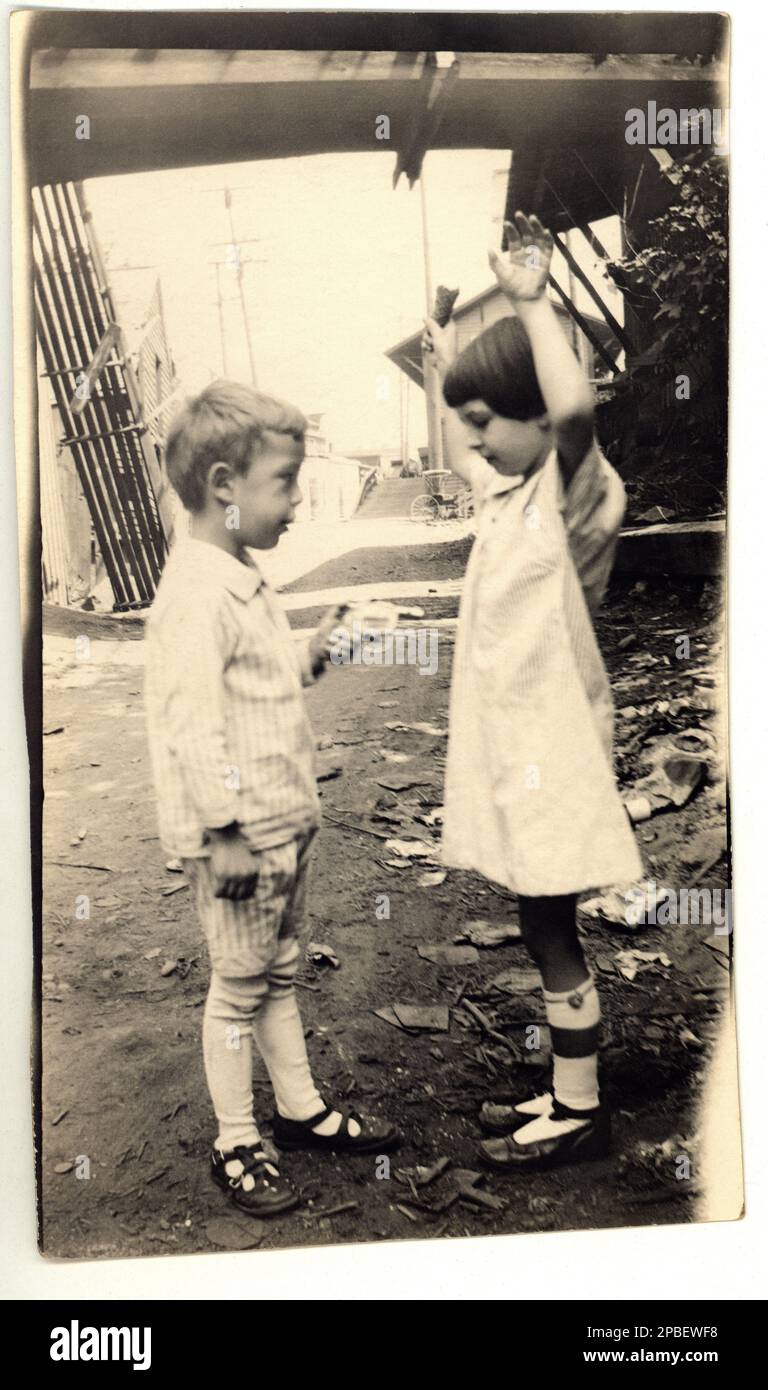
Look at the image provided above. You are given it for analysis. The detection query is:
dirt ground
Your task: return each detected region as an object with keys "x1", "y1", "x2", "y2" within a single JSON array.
[{"x1": 40, "y1": 539, "x2": 731, "y2": 1261}]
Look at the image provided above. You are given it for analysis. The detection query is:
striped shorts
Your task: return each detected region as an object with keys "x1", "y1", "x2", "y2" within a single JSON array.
[{"x1": 183, "y1": 829, "x2": 316, "y2": 979}]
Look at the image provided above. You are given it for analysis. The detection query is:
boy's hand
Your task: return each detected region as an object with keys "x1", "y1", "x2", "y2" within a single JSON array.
[
  {"x1": 422, "y1": 315, "x2": 458, "y2": 377},
  {"x1": 308, "y1": 603, "x2": 348, "y2": 672},
  {"x1": 207, "y1": 825, "x2": 259, "y2": 901},
  {"x1": 489, "y1": 212, "x2": 553, "y2": 304}
]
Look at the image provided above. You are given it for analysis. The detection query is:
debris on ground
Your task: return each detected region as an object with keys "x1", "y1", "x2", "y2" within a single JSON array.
[
  {"x1": 581, "y1": 881, "x2": 675, "y2": 931},
  {"x1": 455, "y1": 919, "x2": 522, "y2": 948},
  {"x1": 384, "y1": 838, "x2": 435, "y2": 859},
  {"x1": 452, "y1": 1169, "x2": 507, "y2": 1212},
  {"x1": 382, "y1": 720, "x2": 448, "y2": 737},
  {"x1": 490, "y1": 966, "x2": 543, "y2": 994},
  {"x1": 159, "y1": 957, "x2": 196, "y2": 979},
  {"x1": 625, "y1": 745, "x2": 707, "y2": 820},
  {"x1": 617, "y1": 1135, "x2": 698, "y2": 1194},
  {"x1": 614, "y1": 949, "x2": 672, "y2": 982},
  {"x1": 317, "y1": 764, "x2": 343, "y2": 782},
  {"x1": 374, "y1": 1002, "x2": 450, "y2": 1033},
  {"x1": 304, "y1": 1201, "x2": 359, "y2": 1220},
  {"x1": 42, "y1": 566, "x2": 729, "y2": 1258},
  {"x1": 417, "y1": 943, "x2": 478, "y2": 966},
  {"x1": 306, "y1": 942, "x2": 340, "y2": 969},
  {"x1": 395, "y1": 1156, "x2": 451, "y2": 1189},
  {"x1": 417, "y1": 869, "x2": 447, "y2": 887},
  {"x1": 165, "y1": 858, "x2": 183, "y2": 873},
  {"x1": 375, "y1": 774, "x2": 437, "y2": 793},
  {"x1": 206, "y1": 1216, "x2": 264, "y2": 1249}
]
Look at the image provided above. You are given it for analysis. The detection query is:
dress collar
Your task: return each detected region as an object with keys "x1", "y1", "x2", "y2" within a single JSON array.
[
  {"x1": 485, "y1": 470, "x2": 527, "y2": 498},
  {"x1": 179, "y1": 537, "x2": 264, "y2": 601},
  {"x1": 484, "y1": 450, "x2": 555, "y2": 499}
]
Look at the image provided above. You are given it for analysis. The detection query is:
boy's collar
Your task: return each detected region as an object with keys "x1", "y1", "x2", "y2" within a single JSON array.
[{"x1": 182, "y1": 537, "x2": 264, "y2": 600}]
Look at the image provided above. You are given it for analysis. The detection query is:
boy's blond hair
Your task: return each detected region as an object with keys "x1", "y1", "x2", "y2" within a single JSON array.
[{"x1": 165, "y1": 380, "x2": 307, "y2": 512}]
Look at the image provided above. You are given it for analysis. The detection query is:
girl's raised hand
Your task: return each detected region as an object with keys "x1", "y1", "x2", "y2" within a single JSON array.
[
  {"x1": 489, "y1": 212, "x2": 553, "y2": 303},
  {"x1": 422, "y1": 315, "x2": 458, "y2": 376}
]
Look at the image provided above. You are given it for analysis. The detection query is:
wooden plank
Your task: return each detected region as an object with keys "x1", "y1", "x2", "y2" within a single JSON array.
[
  {"x1": 30, "y1": 49, "x2": 726, "y2": 91},
  {"x1": 68, "y1": 322, "x2": 120, "y2": 415},
  {"x1": 547, "y1": 273, "x2": 619, "y2": 375},
  {"x1": 551, "y1": 229, "x2": 631, "y2": 354}
]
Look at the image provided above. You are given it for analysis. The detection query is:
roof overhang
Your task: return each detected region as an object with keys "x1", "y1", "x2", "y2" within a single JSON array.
[{"x1": 26, "y1": 45, "x2": 726, "y2": 186}]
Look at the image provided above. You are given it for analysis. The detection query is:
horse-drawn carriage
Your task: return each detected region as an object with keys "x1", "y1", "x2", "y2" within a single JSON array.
[{"x1": 409, "y1": 469, "x2": 472, "y2": 523}]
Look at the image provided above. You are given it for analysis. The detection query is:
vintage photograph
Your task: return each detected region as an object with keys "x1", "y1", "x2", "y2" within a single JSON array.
[{"x1": 12, "y1": 10, "x2": 738, "y2": 1263}]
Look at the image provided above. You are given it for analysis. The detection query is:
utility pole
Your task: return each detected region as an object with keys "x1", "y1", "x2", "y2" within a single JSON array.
[
  {"x1": 213, "y1": 262, "x2": 228, "y2": 376},
  {"x1": 203, "y1": 186, "x2": 266, "y2": 386},
  {"x1": 418, "y1": 158, "x2": 444, "y2": 470}
]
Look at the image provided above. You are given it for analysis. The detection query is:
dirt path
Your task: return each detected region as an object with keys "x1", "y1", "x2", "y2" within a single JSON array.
[{"x1": 40, "y1": 552, "x2": 730, "y2": 1259}]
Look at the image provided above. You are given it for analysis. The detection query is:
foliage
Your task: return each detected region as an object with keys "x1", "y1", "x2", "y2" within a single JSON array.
[{"x1": 601, "y1": 152, "x2": 728, "y2": 517}]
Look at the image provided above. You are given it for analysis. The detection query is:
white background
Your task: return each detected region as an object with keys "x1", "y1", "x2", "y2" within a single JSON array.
[{"x1": 2, "y1": 0, "x2": 765, "y2": 1302}]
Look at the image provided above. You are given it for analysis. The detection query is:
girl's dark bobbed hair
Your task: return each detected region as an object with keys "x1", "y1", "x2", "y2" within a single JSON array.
[{"x1": 442, "y1": 315, "x2": 546, "y2": 421}]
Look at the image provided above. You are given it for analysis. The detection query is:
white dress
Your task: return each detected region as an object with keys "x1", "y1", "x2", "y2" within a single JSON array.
[{"x1": 441, "y1": 442, "x2": 643, "y2": 897}]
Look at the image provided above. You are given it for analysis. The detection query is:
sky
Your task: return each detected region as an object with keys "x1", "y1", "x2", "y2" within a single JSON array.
[{"x1": 85, "y1": 150, "x2": 620, "y2": 458}]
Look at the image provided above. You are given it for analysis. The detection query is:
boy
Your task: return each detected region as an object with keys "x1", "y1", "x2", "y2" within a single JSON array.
[{"x1": 145, "y1": 381, "x2": 398, "y2": 1218}]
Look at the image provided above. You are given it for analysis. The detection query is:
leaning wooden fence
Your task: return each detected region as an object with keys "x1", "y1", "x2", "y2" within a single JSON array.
[{"x1": 32, "y1": 181, "x2": 174, "y2": 610}]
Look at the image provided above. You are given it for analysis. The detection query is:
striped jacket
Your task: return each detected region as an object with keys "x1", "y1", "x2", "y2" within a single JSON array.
[{"x1": 145, "y1": 537, "x2": 320, "y2": 857}]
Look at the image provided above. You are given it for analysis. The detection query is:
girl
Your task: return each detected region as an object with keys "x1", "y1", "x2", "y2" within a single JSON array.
[{"x1": 423, "y1": 213, "x2": 642, "y2": 1172}]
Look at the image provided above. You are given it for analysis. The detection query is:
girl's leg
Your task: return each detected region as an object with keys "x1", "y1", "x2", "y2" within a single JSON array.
[
  {"x1": 519, "y1": 893, "x2": 602, "y2": 1116},
  {"x1": 478, "y1": 894, "x2": 609, "y2": 1169}
]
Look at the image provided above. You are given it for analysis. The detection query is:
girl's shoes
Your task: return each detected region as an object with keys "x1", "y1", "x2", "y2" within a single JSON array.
[
  {"x1": 479, "y1": 1090, "x2": 553, "y2": 1136},
  {"x1": 272, "y1": 1103, "x2": 400, "y2": 1155},
  {"x1": 211, "y1": 1143, "x2": 300, "y2": 1216},
  {"x1": 478, "y1": 1099, "x2": 611, "y2": 1172}
]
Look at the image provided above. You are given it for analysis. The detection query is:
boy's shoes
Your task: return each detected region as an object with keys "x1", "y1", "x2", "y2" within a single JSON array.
[
  {"x1": 478, "y1": 1099, "x2": 610, "y2": 1173},
  {"x1": 211, "y1": 1143, "x2": 300, "y2": 1217},
  {"x1": 273, "y1": 1103, "x2": 400, "y2": 1155},
  {"x1": 479, "y1": 1090, "x2": 553, "y2": 1136}
]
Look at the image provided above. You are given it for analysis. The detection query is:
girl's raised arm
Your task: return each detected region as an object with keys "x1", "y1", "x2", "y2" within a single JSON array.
[{"x1": 489, "y1": 213, "x2": 595, "y2": 484}]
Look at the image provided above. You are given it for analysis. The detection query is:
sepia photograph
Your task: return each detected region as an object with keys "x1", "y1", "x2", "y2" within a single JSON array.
[{"x1": 11, "y1": 8, "x2": 740, "y2": 1278}]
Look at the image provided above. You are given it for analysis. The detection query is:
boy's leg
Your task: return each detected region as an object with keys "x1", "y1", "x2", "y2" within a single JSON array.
[
  {"x1": 186, "y1": 854, "x2": 300, "y2": 1214},
  {"x1": 187, "y1": 852, "x2": 311, "y2": 1140},
  {"x1": 256, "y1": 833, "x2": 399, "y2": 1151},
  {"x1": 203, "y1": 968, "x2": 268, "y2": 1151},
  {"x1": 252, "y1": 832, "x2": 357, "y2": 1133},
  {"x1": 480, "y1": 894, "x2": 608, "y2": 1169}
]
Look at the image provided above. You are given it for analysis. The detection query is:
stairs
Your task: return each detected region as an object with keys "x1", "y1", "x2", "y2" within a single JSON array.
[{"x1": 354, "y1": 477, "x2": 426, "y2": 519}]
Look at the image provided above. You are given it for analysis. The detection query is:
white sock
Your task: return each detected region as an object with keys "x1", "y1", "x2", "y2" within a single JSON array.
[
  {"x1": 515, "y1": 1092, "x2": 553, "y2": 1117},
  {"x1": 252, "y1": 988, "x2": 325, "y2": 1121},
  {"x1": 545, "y1": 975, "x2": 601, "y2": 1112},
  {"x1": 254, "y1": 938, "x2": 360, "y2": 1137},
  {"x1": 203, "y1": 973, "x2": 264, "y2": 1153},
  {"x1": 512, "y1": 1110, "x2": 590, "y2": 1145},
  {"x1": 512, "y1": 976, "x2": 601, "y2": 1146},
  {"x1": 221, "y1": 1153, "x2": 281, "y2": 1190}
]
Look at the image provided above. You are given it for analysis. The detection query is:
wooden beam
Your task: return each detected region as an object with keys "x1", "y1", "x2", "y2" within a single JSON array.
[
  {"x1": 551, "y1": 229, "x2": 631, "y2": 354},
  {"x1": 28, "y1": 49, "x2": 726, "y2": 184},
  {"x1": 30, "y1": 49, "x2": 726, "y2": 92},
  {"x1": 547, "y1": 273, "x2": 619, "y2": 375}
]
